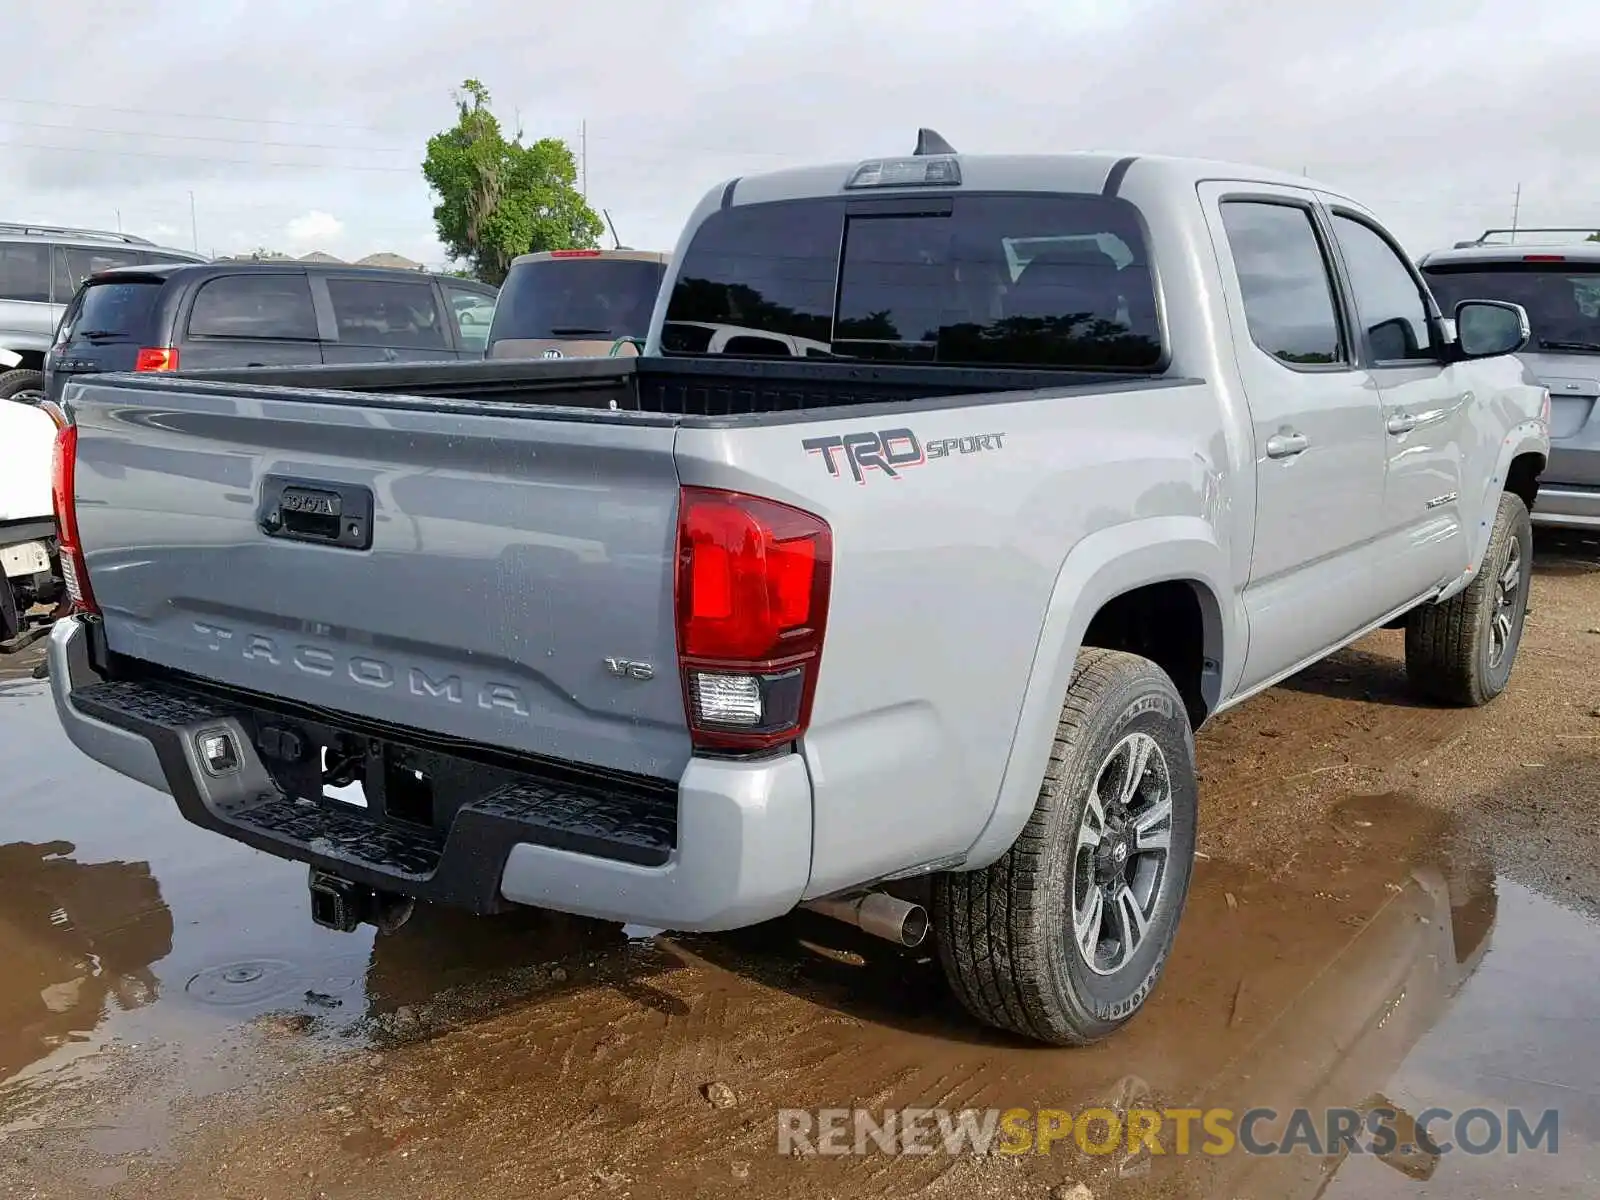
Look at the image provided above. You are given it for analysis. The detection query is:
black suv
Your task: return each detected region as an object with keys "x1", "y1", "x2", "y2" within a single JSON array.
[{"x1": 44, "y1": 262, "x2": 497, "y2": 402}]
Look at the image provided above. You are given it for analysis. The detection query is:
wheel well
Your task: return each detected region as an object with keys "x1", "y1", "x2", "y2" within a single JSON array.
[
  {"x1": 3, "y1": 349, "x2": 45, "y2": 372},
  {"x1": 1080, "y1": 581, "x2": 1217, "y2": 730},
  {"x1": 1506, "y1": 452, "x2": 1543, "y2": 512}
]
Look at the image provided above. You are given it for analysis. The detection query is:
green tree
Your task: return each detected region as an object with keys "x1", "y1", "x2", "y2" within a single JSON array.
[
  {"x1": 422, "y1": 79, "x2": 602, "y2": 285},
  {"x1": 1588, "y1": 231, "x2": 1600, "y2": 243}
]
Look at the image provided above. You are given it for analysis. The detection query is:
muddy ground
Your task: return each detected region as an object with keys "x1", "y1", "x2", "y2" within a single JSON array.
[{"x1": 1, "y1": 534, "x2": 1598, "y2": 1199}]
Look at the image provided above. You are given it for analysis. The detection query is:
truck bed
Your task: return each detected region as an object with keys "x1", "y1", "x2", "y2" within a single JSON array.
[{"x1": 167, "y1": 355, "x2": 1169, "y2": 421}]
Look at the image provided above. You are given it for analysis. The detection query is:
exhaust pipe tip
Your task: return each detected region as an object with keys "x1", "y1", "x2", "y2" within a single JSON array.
[{"x1": 803, "y1": 891, "x2": 929, "y2": 948}]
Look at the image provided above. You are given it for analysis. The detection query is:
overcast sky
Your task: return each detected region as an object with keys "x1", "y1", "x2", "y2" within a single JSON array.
[{"x1": 4, "y1": 0, "x2": 1596, "y2": 265}]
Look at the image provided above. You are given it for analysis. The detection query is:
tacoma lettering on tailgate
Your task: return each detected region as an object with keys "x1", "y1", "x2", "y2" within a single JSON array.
[
  {"x1": 802, "y1": 427, "x2": 1006, "y2": 484},
  {"x1": 190, "y1": 622, "x2": 532, "y2": 716}
]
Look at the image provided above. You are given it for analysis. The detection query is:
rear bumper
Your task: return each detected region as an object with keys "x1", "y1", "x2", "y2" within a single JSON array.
[
  {"x1": 47, "y1": 616, "x2": 813, "y2": 932},
  {"x1": 1532, "y1": 484, "x2": 1600, "y2": 529}
]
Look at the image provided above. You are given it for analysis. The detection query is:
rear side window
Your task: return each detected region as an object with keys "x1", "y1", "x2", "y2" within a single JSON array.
[
  {"x1": 0, "y1": 242, "x2": 51, "y2": 303},
  {"x1": 490, "y1": 258, "x2": 667, "y2": 342},
  {"x1": 1218, "y1": 201, "x2": 1346, "y2": 366},
  {"x1": 58, "y1": 280, "x2": 165, "y2": 343},
  {"x1": 444, "y1": 282, "x2": 496, "y2": 351},
  {"x1": 326, "y1": 277, "x2": 449, "y2": 349},
  {"x1": 52, "y1": 246, "x2": 142, "y2": 301},
  {"x1": 662, "y1": 194, "x2": 1163, "y2": 369},
  {"x1": 188, "y1": 274, "x2": 318, "y2": 340}
]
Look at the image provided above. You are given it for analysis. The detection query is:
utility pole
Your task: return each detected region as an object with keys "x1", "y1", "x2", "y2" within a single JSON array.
[
  {"x1": 115, "y1": 210, "x2": 122, "y2": 233},
  {"x1": 581, "y1": 119, "x2": 588, "y2": 200},
  {"x1": 1511, "y1": 183, "x2": 1521, "y2": 243},
  {"x1": 189, "y1": 191, "x2": 199, "y2": 251}
]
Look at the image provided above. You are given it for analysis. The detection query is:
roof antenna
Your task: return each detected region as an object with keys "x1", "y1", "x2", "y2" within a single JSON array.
[
  {"x1": 913, "y1": 128, "x2": 956, "y2": 156},
  {"x1": 602, "y1": 208, "x2": 627, "y2": 250}
]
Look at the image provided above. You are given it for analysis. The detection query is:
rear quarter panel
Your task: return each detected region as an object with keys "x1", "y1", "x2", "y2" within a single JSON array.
[{"x1": 676, "y1": 380, "x2": 1237, "y2": 896}]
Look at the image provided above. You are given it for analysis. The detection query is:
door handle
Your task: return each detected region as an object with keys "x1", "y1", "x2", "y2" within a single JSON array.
[
  {"x1": 1265, "y1": 431, "x2": 1309, "y2": 459},
  {"x1": 1387, "y1": 412, "x2": 1417, "y2": 435}
]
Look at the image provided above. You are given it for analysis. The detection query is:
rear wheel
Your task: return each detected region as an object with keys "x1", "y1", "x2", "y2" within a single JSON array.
[
  {"x1": 1406, "y1": 492, "x2": 1532, "y2": 706},
  {"x1": 0, "y1": 368, "x2": 45, "y2": 403},
  {"x1": 933, "y1": 649, "x2": 1198, "y2": 1045}
]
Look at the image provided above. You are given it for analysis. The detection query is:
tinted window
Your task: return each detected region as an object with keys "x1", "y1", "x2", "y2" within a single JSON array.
[
  {"x1": 0, "y1": 243, "x2": 51, "y2": 303},
  {"x1": 52, "y1": 246, "x2": 142, "y2": 301},
  {"x1": 444, "y1": 282, "x2": 496, "y2": 351},
  {"x1": 1219, "y1": 201, "x2": 1345, "y2": 366},
  {"x1": 188, "y1": 274, "x2": 318, "y2": 340},
  {"x1": 1331, "y1": 215, "x2": 1435, "y2": 361},
  {"x1": 490, "y1": 258, "x2": 666, "y2": 342},
  {"x1": 1424, "y1": 262, "x2": 1600, "y2": 354},
  {"x1": 58, "y1": 280, "x2": 164, "y2": 343},
  {"x1": 662, "y1": 204, "x2": 838, "y2": 348},
  {"x1": 663, "y1": 195, "x2": 1163, "y2": 368},
  {"x1": 326, "y1": 277, "x2": 449, "y2": 350}
]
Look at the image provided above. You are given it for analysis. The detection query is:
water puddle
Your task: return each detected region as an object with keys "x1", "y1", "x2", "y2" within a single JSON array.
[{"x1": 1, "y1": 667, "x2": 1597, "y2": 1197}]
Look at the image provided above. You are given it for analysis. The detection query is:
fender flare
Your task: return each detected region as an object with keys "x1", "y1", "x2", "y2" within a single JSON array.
[
  {"x1": 961, "y1": 516, "x2": 1237, "y2": 870},
  {"x1": 1443, "y1": 422, "x2": 1548, "y2": 603}
]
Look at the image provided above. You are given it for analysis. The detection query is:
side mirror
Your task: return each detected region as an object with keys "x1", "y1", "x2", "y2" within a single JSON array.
[{"x1": 1454, "y1": 300, "x2": 1529, "y2": 359}]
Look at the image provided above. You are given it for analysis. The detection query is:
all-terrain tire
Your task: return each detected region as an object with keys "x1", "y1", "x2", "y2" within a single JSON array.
[
  {"x1": 1405, "y1": 491, "x2": 1532, "y2": 706},
  {"x1": 932, "y1": 649, "x2": 1199, "y2": 1046},
  {"x1": 0, "y1": 368, "x2": 45, "y2": 402}
]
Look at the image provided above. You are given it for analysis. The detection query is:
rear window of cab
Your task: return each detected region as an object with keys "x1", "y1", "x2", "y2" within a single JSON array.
[{"x1": 661, "y1": 193, "x2": 1163, "y2": 370}]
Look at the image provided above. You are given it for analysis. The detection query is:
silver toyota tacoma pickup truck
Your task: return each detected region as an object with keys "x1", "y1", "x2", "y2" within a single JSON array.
[{"x1": 45, "y1": 136, "x2": 1550, "y2": 1045}]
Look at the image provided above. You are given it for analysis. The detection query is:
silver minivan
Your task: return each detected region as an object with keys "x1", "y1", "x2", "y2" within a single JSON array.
[
  {"x1": 0, "y1": 223, "x2": 206, "y2": 401},
  {"x1": 1421, "y1": 229, "x2": 1600, "y2": 530}
]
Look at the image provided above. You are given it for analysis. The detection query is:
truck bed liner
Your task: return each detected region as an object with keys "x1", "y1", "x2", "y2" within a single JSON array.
[{"x1": 159, "y1": 355, "x2": 1175, "y2": 421}]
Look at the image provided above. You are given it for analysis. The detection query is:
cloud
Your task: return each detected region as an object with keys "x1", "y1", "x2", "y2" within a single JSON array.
[{"x1": 284, "y1": 210, "x2": 344, "y2": 247}]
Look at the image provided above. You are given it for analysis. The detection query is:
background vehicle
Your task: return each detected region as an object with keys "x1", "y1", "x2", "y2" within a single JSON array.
[
  {"x1": 1422, "y1": 229, "x2": 1600, "y2": 529},
  {"x1": 45, "y1": 142, "x2": 1547, "y2": 1047},
  {"x1": 486, "y1": 248, "x2": 667, "y2": 359},
  {"x1": 44, "y1": 263, "x2": 498, "y2": 402},
  {"x1": 0, "y1": 224, "x2": 206, "y2": 402}
]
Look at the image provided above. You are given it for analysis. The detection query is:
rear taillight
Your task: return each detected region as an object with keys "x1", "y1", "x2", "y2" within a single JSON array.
[
  {"x1": 135, "y1": 346, "x2": 179, "y2": 372},
  {"x1": 51, "y1": 424, "x2": 98, "y2": 615},
  {"x1": 1522, "y1": 254, "x2": 1566, "y2": 263},
  {"x1": 674, "y1": 487, "x2": 832, "y2": 752},
  {"x1": 549, "y1": 249, "x2": 602, "y2": 258}
]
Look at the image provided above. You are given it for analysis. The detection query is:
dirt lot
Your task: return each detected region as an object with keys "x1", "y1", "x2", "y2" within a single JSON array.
[{"x1": 1, "y1": 534, "x2": 1597, "y2": 1199}]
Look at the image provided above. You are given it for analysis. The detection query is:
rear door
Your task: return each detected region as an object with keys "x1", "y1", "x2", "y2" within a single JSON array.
[
  {"x1": 68, "y1": 383, "x2": 691, "y2": 779},
  {"x1": 45, "y1": 274, "x2": 169, "y2": 401},
  {"x1": 486, "y1": 253, "x2": 666, "y2": 360},
  {"x1": 315, "y1": 275, "x2": 458, "y2": 364},
  {"x1": 178, "y1": 272, "x2": 326, "y2": 369},
  {"x1": 1199, "y1": 184, "x2": 1390, "y2": 691}
]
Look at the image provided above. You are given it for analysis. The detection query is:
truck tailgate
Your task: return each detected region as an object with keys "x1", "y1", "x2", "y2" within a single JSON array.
[{"x1": 68, "y1": 381, "x2": 691, "y2": 780}]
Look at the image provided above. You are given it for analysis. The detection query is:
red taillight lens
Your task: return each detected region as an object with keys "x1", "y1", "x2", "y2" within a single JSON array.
[
  {"x1": 51, "y1": 424, "x2": 98, "y2": 614},
  {"x1": 675, "y1": 487, "x2": 832, "y2": 751},
  {"x1": 1522, "y1": 254, "x2": 1566, "y2": 262},
  {"x1": 549, "y1": 249, "x2": 602, "y2": 258},
  {"x1": 135, "y1": 346, "x2": 179, "y2": 372}
]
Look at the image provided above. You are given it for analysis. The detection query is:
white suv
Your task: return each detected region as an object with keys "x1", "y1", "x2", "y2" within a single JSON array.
[{"x1": 0, "y1": 223, "x2": 206, "y2": 402}]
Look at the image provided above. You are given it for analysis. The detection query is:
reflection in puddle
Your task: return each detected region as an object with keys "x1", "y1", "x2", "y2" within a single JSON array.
[{"x1": 0, "y1": 841, "x2": 171, "y2": 1082}]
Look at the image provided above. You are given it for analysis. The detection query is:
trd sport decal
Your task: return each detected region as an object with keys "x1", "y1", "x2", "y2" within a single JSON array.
[{"x1": 802, "y1": 428, "x2": 1006, "y2": 484}]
